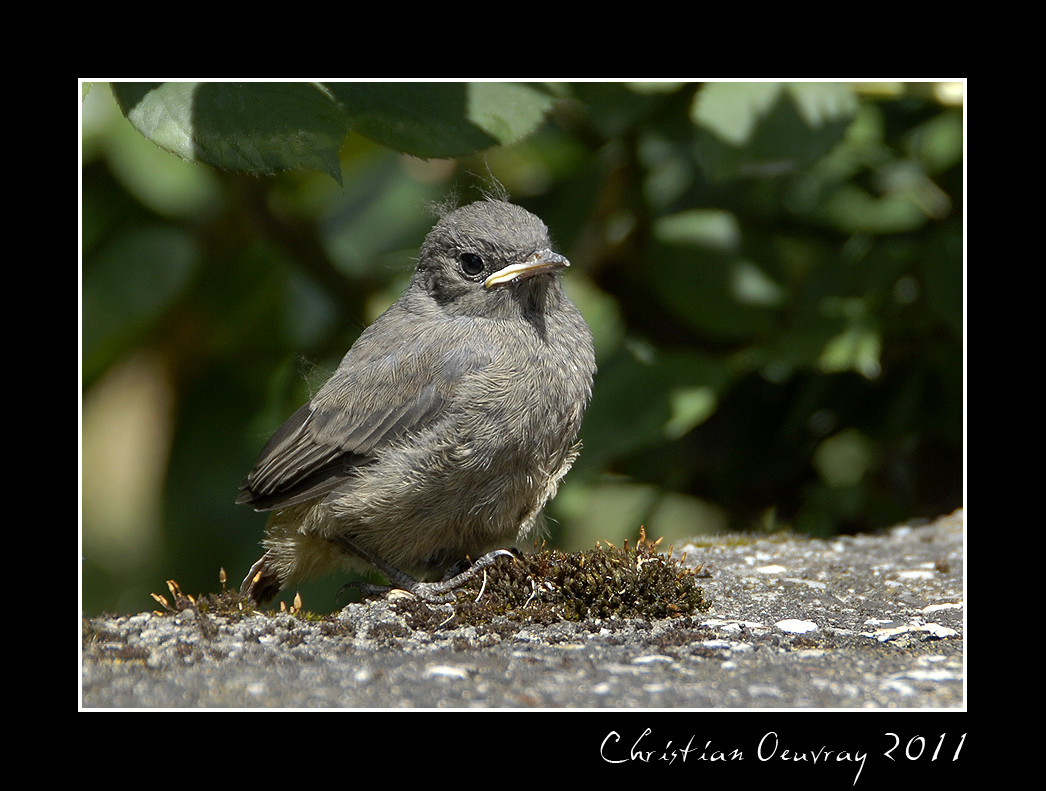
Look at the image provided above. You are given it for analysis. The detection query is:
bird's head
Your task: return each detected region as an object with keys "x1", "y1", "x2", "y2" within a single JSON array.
[{"x1": 412, "y1": 200, "x2": 570, "y2": 319}]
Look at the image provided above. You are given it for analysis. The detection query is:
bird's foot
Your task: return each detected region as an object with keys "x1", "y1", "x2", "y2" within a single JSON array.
[
  {"x1": 335, "y1": 544, "x2": 516, "y2": 604},
  {"x1": 406, "y1": 549, "x2": 517, "y2": 601}
]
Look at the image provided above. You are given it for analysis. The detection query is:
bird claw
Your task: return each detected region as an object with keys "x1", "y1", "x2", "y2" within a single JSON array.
[{"x1": 336, "y1": 548, "x2": 516, "y2": 604}]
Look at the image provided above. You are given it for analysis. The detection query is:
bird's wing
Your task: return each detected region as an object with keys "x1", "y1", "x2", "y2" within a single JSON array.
[{"x1": 237, "y1": 316, "x2": 483, "y2": 511}]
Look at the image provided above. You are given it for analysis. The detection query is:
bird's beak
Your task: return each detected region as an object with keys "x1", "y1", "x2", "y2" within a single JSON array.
[{"x1": 485, "y1": 249, "x2": 569, "y2": 289}]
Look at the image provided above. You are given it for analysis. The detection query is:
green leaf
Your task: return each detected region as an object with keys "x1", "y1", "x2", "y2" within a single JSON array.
[
  {"x1": 691, "y1": 82, "x2": 857, "y2": 180},
  {"x1": 327, "y1": 82, "x2": 554, "y2": 159},
  {"x1": 650, "y1": 235, "x2": 782, "y2": 340},
  {"x1": 111, "y1": 82, "x2": 348, "y2": 184},
  {"x1": 578, "y1": 346, "x2": 730, "y2": 469},
  {"x1": 110, "y1": 82, "x2": 558, "y2": 182}
]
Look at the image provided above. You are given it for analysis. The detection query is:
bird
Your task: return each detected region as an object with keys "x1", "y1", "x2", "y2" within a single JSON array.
[{"x1": 237, "y1": 198, "x2": 596, "y2": 605}]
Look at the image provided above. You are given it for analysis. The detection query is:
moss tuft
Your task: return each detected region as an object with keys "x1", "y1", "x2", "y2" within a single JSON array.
[{"x1": 444, "y1": 528, "x2": 710, "y2": 626}]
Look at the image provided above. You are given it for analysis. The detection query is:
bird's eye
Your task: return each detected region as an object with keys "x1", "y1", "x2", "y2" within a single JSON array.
[{"x1": 459, "y1": 252, "x2": 485, "y2": 277}]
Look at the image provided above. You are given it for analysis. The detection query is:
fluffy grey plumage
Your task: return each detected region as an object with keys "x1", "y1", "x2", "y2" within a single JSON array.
[{"x1": 238, "y1": 199, "x2": 596, "y2": 604}]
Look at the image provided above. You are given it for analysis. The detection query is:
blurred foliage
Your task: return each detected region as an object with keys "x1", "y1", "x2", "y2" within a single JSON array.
[{"x1": 80, "y1": 81, "x2": 964, "y2": 615}]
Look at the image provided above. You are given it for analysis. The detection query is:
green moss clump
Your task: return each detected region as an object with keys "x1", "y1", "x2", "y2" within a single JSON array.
[{"x1": 448, "y1": 529, "x2": 710, "y2": 625}]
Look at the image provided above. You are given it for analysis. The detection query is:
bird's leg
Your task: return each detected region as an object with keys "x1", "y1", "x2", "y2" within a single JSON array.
[
  {"x1": 415, "y1": 549, "x2": 518, "y2": 598},
  {"x1": 333, "y1": 534, "x2": 515, "y2": 603}
]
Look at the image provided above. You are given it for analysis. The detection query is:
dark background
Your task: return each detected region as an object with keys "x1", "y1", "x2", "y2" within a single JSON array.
[{"x1": 80, "y1": 81, "x2": 964, "y2": 615}]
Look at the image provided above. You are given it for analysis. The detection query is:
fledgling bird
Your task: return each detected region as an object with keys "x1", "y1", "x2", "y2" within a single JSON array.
[{"x1": 238, "y1": 199, "x2": 596, "y2": 604}]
